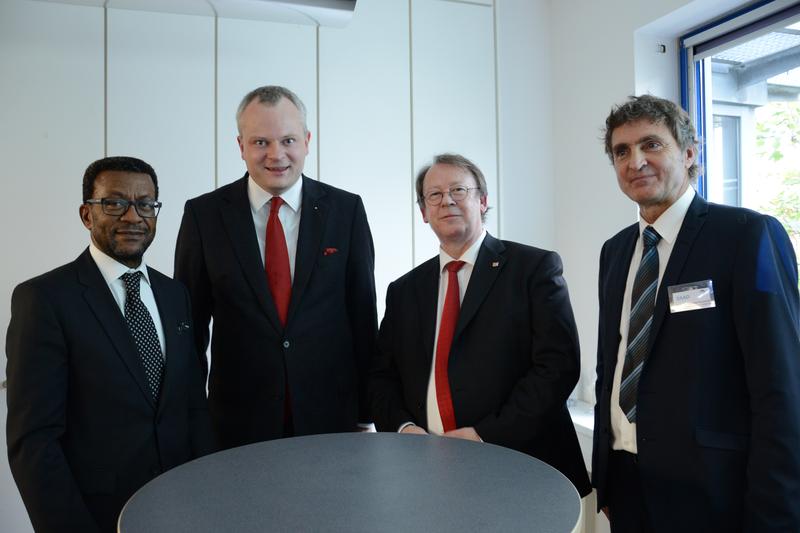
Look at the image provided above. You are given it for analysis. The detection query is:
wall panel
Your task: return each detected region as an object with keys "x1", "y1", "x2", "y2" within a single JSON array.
[
  {"x1": 106, "y1": 8, "x2": 215, "y2": 273},
  {"x1": 411, "y1": 0, "x2": 497, "y2": 265},
  {"x1": 319, "y1": 0, "x2": 412, "y2": 316},
  {"x1": 216, "y1": 18, "x2": 317, "y2": 187}
]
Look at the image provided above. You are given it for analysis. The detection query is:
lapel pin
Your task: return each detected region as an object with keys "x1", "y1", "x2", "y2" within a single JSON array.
[{"x1": 491, "y1": 261, "x2": 499, "y2": 268}]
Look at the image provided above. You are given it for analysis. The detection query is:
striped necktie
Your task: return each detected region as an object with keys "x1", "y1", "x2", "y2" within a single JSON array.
[{"x1": 619, "y1": 226, "x2": 661, "y2": 422}]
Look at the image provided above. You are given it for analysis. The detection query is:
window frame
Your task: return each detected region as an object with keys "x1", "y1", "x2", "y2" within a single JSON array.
[{"x1": 679, "y1": 0, "x2": 800, "y2": 198}]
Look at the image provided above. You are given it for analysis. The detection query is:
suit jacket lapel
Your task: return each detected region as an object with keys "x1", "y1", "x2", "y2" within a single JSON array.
[
  {"x1": 219, "y1": 175, "x2": 282, "y2": 332},
  {"x1": 648, "y1": 193, "x2": 708, "y2": 353},
  {"x1": 289, "y1": 176, "x2": 327, "y2": 325},
  {"x1": 148, "y1": 270, "x2": 179, "y2": 416},
  {"x1": 605, "y1": 225, "x2": 639, "y2": 373},
  {"x1": 414, "y1": 257, "x2": 440, "y2": 370},
  {"x1": 77, "y1": 249, "x2": 156, "y2": 409},
  {"x1": 454, "y1": 234, "x2": 505, "y2": 340}
]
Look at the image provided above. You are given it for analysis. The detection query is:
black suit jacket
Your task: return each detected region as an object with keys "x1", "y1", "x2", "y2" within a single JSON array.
[
  {"x1": 593, "y1": 194, "x2": 800, "y2": 531},
  {"x1": 5, "y1": 249, "x2": 215, "y2": 533},
  {"x1": 174, "y1": 175, "x2": 378, "y2": 449},
  {"x1": 369, "y1": 234, "x2": 591, "y2": 496}
]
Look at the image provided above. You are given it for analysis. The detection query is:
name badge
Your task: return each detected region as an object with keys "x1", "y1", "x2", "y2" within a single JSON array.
[{"x1": 667, "y1": 280, "x2": 715, "y2": 313}]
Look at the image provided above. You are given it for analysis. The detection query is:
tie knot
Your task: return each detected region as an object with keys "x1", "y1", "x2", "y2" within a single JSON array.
[
  {"x1": 642, "y1": 226, "x2": 661, "y2": 248},
  {"x1": 446, "y1": 260, "x2": 465, "y2": 274},
  {"x1": 121, "y1": 271, "x2": 142, "y2": 295},
  {"x1": 270, "y1": 196, "x2": 284, "y2": 215}
]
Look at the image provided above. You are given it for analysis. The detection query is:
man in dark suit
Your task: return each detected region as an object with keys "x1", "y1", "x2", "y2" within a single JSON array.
[
  {"x1": 593, "y1": 95, "x2": 800, "y2": 532},
  {"x1": 6, "y1": 156, "x2": 215, "y2": 533},
  {"x1": 369, "y1": 153, "x2": 591, "y2": 497},
  {"x1": 175, "y1": 86, "x2": 377, "y2": 448}
]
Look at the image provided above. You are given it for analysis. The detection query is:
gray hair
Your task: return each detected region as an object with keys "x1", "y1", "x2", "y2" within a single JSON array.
[
  {"x1": 604, "y1": 94, "x2": 700, "y2": 183},
  {"x1": 415, "y1": 153, "x2": 490, "y2": 222},
  {"x1": 236, "y1": 85, "x2": 308, "y2": 133}
]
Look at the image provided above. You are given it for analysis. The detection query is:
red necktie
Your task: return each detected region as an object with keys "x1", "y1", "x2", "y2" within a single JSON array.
[
  {"x1": 435, "y1": 260, "x2": 465, "y2": 432},
  {"x1": 266, "y1": 197, "x2": 293, "y2": 434},
  {"x1": 266, "y1": 197, "x2": 291, "y2": 327}
]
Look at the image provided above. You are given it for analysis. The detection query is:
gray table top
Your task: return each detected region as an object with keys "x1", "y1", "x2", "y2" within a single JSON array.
[{"x1": 119, "y1": 432, "x2": 580, "y2": 532}]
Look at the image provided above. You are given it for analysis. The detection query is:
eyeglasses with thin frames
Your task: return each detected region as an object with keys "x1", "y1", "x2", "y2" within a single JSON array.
[
  {"x1": 423, "y1": 186, "x2": 479, "y2": 206},
  {"x1": 84, "y1": 198, "x2": 162, "y2": 218}
]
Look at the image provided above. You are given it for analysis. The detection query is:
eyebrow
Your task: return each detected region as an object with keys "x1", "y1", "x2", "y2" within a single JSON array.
[{"x1": 612, "y1": 134, "x2": 668, "y2": 151}]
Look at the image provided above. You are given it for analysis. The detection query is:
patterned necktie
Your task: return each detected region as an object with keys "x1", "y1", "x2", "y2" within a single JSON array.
[
  {"x1": 121, "y1": 271, "x2": 164, "y2": 402},
  {"x1": 435, "y1": 260, "x2": 466, "y2": 433},
  {"x1": 619, "y1": 226, "x2": 661, "y2": 422},
  {"x1": 266, "y1": 197, "x2": 292, "y2": 327}
]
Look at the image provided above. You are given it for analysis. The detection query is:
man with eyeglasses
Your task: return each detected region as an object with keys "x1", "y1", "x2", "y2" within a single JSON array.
[
  {"x1": 6, "y1": 156, "x2": 215, "y2": 532},
  {"x1": 369, "y1": 153, "x2": 591, "y2": 498}
]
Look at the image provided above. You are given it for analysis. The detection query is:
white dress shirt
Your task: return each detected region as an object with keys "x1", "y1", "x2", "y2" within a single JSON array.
[
  {"x1": 610, "y1": 187, "x2": 695, "y2": 453},
  {"x1": 248, "y1": 175, "x2": 303, "y2": 281},
  {"x1": 423, "y1": 229, "x2": 488, "y2": 435},
  {"x1": 89, "y1": 243, "x2": 166, "y2": 358}
]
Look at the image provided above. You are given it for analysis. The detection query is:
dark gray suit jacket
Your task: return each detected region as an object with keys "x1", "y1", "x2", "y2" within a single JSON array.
[
  {"x1": 593, "y1": 194, "x2": 800, "y2": 531},
  {"x1": 370, "y1": 233, "x2": 591, "y2": 496},
  {"x1": 6, "y1": 249, "x2": 214, "y2": 533},
  {"x1": 174, "y1": 175, "x2": 378, "y2": 449}
]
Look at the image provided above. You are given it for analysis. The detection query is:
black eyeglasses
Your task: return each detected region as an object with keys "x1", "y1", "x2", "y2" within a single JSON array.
[
  {"x1": 423, "y1": 186, "x2": 480, "y2": 206},
  {"x1": 85, "y1": 198, "x2": 162, "y2": 218}
]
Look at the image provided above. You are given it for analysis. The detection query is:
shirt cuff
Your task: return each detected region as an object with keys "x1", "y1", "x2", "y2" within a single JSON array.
[{"x1": 398, "y1": 421, "x2": 417, "y2": 433}]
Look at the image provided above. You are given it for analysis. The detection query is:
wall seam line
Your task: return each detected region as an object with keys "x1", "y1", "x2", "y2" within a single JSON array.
[
  {"x1": 492, "y1": 0, "x2": 501, "y2": 238},
  {"x1": 408, "y1": 0, "x2": 415, "y2": 268},
  {"x1": 316, "y1": 25, "x2": 321, "y2": 181},
  {"x1": 104, "y1": 5, "x2": 108, "y2": 157},
  {"x1": 214, "y1": 15, "x2": 219, "y2": 189}
]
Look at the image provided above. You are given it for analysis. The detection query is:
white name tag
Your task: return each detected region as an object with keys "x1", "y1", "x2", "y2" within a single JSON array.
[{"x1": 667, "y1": 280, "x2": 715, "y2": 313}]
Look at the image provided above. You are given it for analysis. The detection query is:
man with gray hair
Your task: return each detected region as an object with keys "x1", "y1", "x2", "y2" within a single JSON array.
[
  {"x1": 593, "y1": 94, "x2": 800, "y2": 531},
  {"x1": 369, "y1": 153, "x2": 591, "y2": 497},
  {"x1": 175, "y1": 85, "x2": 378, "y2": 448}
]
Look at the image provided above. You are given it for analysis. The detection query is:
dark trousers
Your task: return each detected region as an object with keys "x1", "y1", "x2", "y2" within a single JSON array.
[{"x1": 606, "y1": 450, "x2": 654, "y2": 533}]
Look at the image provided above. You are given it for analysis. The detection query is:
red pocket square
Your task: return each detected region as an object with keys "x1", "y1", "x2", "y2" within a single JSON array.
[{"x1": 323, "y1": 247, "x2": 339, "y2": 256}]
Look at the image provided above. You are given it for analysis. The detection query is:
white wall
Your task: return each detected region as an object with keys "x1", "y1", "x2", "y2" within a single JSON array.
[
  {"x1": 495, "y1": 0, "x2": 554, "y2": 249},
  {"x1": 550, "y1": 0, "x2": 751, "y2": 403}
]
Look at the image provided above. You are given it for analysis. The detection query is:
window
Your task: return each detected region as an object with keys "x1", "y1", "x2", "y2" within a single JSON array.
[{"x1": 681, "y1": 1, "x2": 800, "y2": 269}]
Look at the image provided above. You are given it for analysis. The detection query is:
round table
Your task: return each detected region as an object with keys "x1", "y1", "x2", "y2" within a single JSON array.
[{"x1": 118, "y1": 432, "x2": 580, "y2": 532}]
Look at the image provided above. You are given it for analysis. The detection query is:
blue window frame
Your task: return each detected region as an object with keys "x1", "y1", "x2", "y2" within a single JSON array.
[{"x1": 679, "y1": 0, "x2": 800, "y2": 199}]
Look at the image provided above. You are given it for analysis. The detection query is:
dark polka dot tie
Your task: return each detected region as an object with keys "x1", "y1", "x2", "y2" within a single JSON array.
[{"x1": 121, "y1": 271, "x2": 164, "y2": 402}]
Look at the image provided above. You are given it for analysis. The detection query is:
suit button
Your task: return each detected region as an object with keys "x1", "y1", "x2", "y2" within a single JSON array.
[{"x1": 283, "y1": 340, "x2": 290, "y2": 349}]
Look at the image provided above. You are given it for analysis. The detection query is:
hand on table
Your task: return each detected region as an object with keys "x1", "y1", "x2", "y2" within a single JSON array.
[
  {"x1": 400, "y1": 425, "x2": 428, "y2": 435},
  {"x1": 443, "y1": 427, "x2": 482, "y2": 442}
]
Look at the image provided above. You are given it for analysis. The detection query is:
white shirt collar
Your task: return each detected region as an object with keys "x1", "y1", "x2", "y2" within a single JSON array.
[
  {"x1": 639, "y1": 186, "x2": 695, "y2": 245},
  {"x1": 438, "y1": 229, "x2": 487, "y2": 271},
  {"x1": 89, "y1": 242, "x2": 151, "y2": 286},
  {"x1": 248, "y1": 174, "x2": 303, "y2": 214}
]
